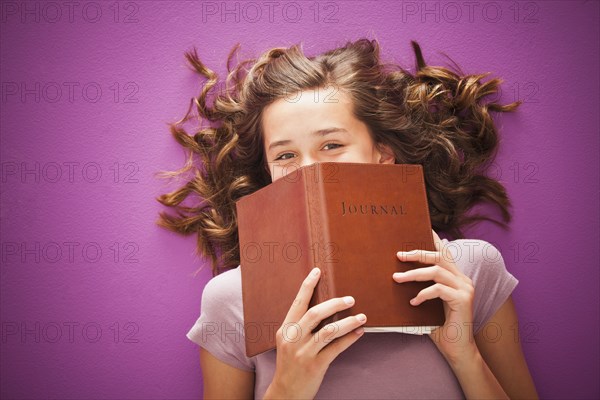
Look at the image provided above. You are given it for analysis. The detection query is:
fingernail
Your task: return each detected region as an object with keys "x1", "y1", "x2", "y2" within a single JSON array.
[
  {"x1": 343, "y1": 296, "x2": 355, "y2": 305},
  {"x1": 356, "y1": 313, "x2": 367, "y2": 322},
  {"x1": 355, "y1": 327, "x2": 364, "y2": 335},
  {"x1": 393, "y1": 272, "x2": 404, "y2": 277},
  {"x1": 312, "y1": 268, "x2": 320, "y2": 277}
]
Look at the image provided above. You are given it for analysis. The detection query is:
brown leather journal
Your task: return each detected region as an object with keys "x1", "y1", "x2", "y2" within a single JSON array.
[{"x1": 236, "y1": 162, "x2": 445, "y2": 357}]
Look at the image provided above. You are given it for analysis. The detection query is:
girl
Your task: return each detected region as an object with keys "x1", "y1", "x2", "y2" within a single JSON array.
[{"x1": 157, "y1": 39, "x2": 538, "y2": 399}]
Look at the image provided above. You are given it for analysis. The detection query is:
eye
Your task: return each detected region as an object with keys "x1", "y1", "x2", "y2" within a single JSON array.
[
  {"x1": 323, "y1": 143, "x2": 344, "y2": 150},
  {"x1": 274, "y1": 152, "x2": 295, "y2": 161}
]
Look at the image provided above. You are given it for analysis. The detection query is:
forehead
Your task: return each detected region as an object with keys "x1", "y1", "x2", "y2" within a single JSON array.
[{"x1": 262, "y1": 87, "x2": 353, "y2": 136}]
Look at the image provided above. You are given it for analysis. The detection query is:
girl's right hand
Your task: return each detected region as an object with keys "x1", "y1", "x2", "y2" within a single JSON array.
[{"x1": 263, "y1": 267, "x2": 367, "y2": 399}]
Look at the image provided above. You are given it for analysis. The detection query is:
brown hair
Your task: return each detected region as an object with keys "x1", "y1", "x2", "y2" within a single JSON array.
[{"x1": 155, "y1": 38, "x2": 521, "y2": 277}]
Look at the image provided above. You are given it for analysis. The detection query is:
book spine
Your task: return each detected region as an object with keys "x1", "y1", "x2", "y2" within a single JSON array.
[
  {"x1": 304, "y1": 164, "x2": 336, "y2": 321},
  {"x1": 416, "y1": 164, "x2": 436, "y2": 251}
]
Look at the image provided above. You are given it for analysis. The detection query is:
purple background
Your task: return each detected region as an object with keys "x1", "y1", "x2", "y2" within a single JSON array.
[{"x1": 1, "y1": 1, "x2": 598, "y2": 398}]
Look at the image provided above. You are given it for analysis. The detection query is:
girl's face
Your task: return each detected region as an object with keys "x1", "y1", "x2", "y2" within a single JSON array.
[{"x1": 262, "y1": 86, "x2": 395, "y2": 182}]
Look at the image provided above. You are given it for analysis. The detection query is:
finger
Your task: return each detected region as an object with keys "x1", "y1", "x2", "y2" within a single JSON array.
[
  {"x1": 311, "y1": 314, "x2": 367, "y2": 354},
  {"x1": 317, "y1": 325, "x2": 365, "y2": 366},
  {"x1": 397, "y1": 249, "x2": 458, "y2": 274},
  {"x1": 283, "y1": 267, "x2": 321, "y2": 325},
  {"x1": 392, "y1": 265, "x2": 459, "y2": 289},
  {"x1": 297, "y1": 295, "x2": 357, "y2": 334},
  {"x1": 409, "y1": 282, "x2": 461, "y2": 306}
]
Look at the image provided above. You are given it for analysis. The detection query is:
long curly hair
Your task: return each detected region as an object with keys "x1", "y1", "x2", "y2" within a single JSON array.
[{"x1": 155, "y1": 38, "x2": 521, "y2": 277}]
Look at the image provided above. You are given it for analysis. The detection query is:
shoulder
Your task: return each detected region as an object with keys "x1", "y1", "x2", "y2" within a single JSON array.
[
  {"x1": 203, "y1": 266, "x2": 243, "y2": 301},
  {"x1": 201, "y1": 266, "x2": 244, "y2": 320},
  {"x1": 187, "y1": 265, "x2": 256, "y2": 371}
]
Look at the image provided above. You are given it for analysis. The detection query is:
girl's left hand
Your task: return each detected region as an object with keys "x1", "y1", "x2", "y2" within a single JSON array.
[{"x1": 392, "y1": 230, "x2": 478, "y2": 365}]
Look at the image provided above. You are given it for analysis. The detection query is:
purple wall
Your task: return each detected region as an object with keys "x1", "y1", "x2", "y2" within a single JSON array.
[{"x1": 1, "y1": 1, "x2": 598, "y2": 398}]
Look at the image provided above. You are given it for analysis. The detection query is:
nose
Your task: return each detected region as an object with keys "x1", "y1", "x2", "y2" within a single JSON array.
[
  {"x1": 273, "y1": 156, "x2": 319, "y2": 182},
  {"x1": 298, "y1": 156, "x2": 317, "y2": 169}
]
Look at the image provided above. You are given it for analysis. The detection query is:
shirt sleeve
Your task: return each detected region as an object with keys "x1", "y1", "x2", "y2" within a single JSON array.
[
  {"x1": 186, "y1": 267, "x2": 256, "y2": 372},
  {"x1": 449, "y1": 239, "x2": 519, "y2": 336}
]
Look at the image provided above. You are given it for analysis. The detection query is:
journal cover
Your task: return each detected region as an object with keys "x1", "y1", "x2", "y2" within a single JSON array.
[{"x1": 236, "y1": 162, "x2": 445, "y2": 357}]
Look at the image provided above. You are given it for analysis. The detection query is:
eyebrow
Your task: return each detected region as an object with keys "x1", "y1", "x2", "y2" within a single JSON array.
[{"x1": 267, "y1": 128, "x2": 349, "y2": 152}]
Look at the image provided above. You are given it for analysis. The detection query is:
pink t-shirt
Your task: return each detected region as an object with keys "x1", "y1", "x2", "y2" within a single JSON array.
[{"x1": 187, "y1": 238, "x2": 519, "y2": 399}]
